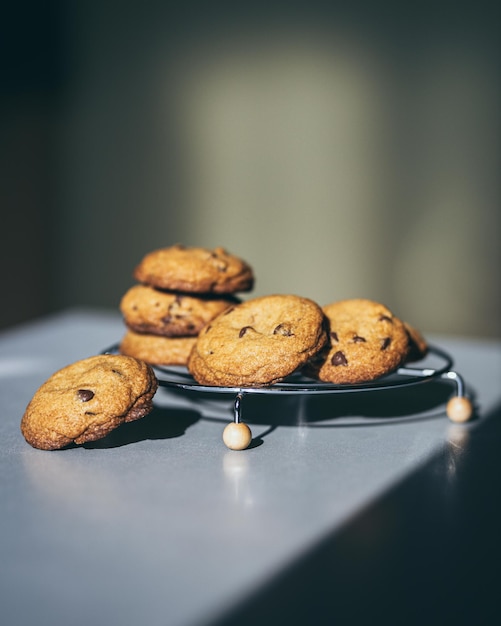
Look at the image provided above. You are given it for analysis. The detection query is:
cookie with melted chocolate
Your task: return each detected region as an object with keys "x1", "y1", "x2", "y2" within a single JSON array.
[
  {"x1": 188, "y1": 294, "x2": 327, "y2": 387},
  {"x1": 21, "y1": 355, "x2": 158, "y2": 450},
  {"x1": 304, "y1": 299, "x2": 410, "y2": 384},
  {"x1": 120, "y1": 284, "x2": 238, "y2": 337},
  {"x1": 133, "y1": 245, "x2": 254, "y2": 294}
]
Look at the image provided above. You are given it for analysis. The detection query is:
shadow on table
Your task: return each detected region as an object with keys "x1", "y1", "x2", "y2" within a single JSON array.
[
  {"x1": 235, "y1": 380, "x2": 476, "y2": 428},
  {"x1": 209, "y1": 401, "x2": 501, "y2": 626},
  {"x1": 84, "y1": 406, "x2": 200, "y2": 449}
]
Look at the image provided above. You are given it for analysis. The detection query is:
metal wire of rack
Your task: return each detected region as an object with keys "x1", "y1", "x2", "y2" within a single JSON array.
[{"x1": 103, "y1": 343, "x2": 473, "y2": 444}]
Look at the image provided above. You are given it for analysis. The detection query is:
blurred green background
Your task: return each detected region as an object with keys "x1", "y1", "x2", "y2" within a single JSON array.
[{"x1": 1, "y1": 1, "x2": 499, "y2": 338}]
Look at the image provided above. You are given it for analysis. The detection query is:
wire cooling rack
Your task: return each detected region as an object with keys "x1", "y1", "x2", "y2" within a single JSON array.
[{"x1": 103, "y1": 343, "x2": 473, "y2": 449}]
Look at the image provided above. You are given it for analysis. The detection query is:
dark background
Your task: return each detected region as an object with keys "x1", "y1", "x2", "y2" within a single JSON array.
[{"x1": 1, "y1": 1, "x2": 499, "y2": 337}]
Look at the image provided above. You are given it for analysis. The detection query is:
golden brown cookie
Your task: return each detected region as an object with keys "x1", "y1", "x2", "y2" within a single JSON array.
[
  {"x1": 188, "y1": 294, "x2": 328, "y2": 387},
  {"x1": 404, "y1": 321, "x2": 429, "y2": 362},
  {"x1": 304, "y1": 299, "x2": 410, "y2": 384},
  {"x1": 120, "y1": 284, "x2": 238, "y2": 337},
  {"x1": 133, "y1": 244, "x2": 254, "y2": 294},
  {"x1": 21, "y1": 355, "x2": 158, "y2": 450},
  {"x1": 120, "y1": 329, "x2": 197, "y2": 366}
]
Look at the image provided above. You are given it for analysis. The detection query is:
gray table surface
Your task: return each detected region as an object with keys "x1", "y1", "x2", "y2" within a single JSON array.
[{"x1": 1, "y1": 309, "x2": 500, "y2": 626}]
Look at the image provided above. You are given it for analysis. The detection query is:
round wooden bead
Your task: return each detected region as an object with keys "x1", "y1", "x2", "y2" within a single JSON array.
[
  {"x1": 446, "y1": 396, "x2": 473, "y2": 423},
  {"x1": 223, "y1": 422, "x2": 252, "y2": 450}
]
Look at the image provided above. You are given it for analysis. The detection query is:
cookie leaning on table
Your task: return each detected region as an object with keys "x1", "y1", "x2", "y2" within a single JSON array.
[
  {"x1": 20, "y1": 355, "x2": 158, "y2": 450},
  {"x1": 120, "y1": 329, "x2": 197, "y2": 366},
  {"x1": 120, "y1": 284, "x2": 239, "y2": 337},
  {"x1": 304, "y1": 298, "x2": 410, "y2": 384},
  {"x1": 188, "y1": 294, "x2": 328, "y2": 387},
  {"x1": 133, "y1": 244, "x2": 254, "y2": 294}
]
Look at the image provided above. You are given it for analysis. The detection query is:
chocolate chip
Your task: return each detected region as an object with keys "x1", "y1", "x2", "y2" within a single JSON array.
[
  {"x1": 353, "y1": 335, "x2": 366, "y2": 343},
  {"x1": 331, "y1": 351, "x2": 348, "y2": 366},
  {"x1": 223, "y1": 307, "x2": 235, "y2": 315},
  {"x1": 239, "y1": 326, "x2": 254, "y2": 338},
  {"x1": 164, "y1": 298, "x2": 181, "y2": 322},
  {"x1": 205, "y1": 325, "x2": 212, "y2": 333},
  {"x1": 77, "y1": 389, "x2": 94, "y2": 402},
  {"x1": 209, "y1": 252, "x2": 228, "y2": 272},
  {"x1": 330, "y1": 331, "x2": 339, "y2": 342},
  {"x1": 273, "y1": 323, "x2": 294, "y2": 336},
  {"x1": 381, "y1": 337, "x2": 391, "y2": 350},
  {"x1": 379, "y1": 315, "x2": 393, "y2": 323}
]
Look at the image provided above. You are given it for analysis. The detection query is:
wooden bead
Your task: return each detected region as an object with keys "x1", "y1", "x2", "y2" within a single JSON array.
[
  {"x1": 223, "y1": 422, "x2": 252, "y2": 450},
  {"x1": 446, "y1": 396, "x2": 473, "y2": 423}
]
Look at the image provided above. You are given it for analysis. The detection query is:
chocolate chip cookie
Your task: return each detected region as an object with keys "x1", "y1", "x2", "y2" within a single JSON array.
[
  {"x1": 21, "y1": 355, "x2": 158, "y2": 450},
  {"x1": 120, "y1": 284, "x2": 238, "y2": 337},
  {"x1": 133, "y1": 245, "x2": 254, "y2": 294},
  {"x1": 188, "y1": 294, "x2": 328, "y2": 387},
  {"x1": 304, "y1": 299, "x2": 410, "y2": 384},
  {"x1": 120, "y1": 330, "x2": 197, "y2": 366}
]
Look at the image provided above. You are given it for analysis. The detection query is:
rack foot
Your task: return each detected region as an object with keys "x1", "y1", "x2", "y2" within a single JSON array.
[
  {"x1": 223, "y1": 422, "x2": 252, "y2": 450},
  {"x1": 446, "y1": 396, "x2": 473, "y2": 423},
  {"x1": 222, "y1": 392, "x2": 252, "y2": 450},
  {"x1": 441, "y1": 371, "x2": 473, "y2": 422}
]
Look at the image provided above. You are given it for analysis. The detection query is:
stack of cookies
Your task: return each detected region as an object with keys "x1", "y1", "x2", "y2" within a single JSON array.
[{"x1": 119, "y1": 245, "x2": 255, "y2": 366}]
